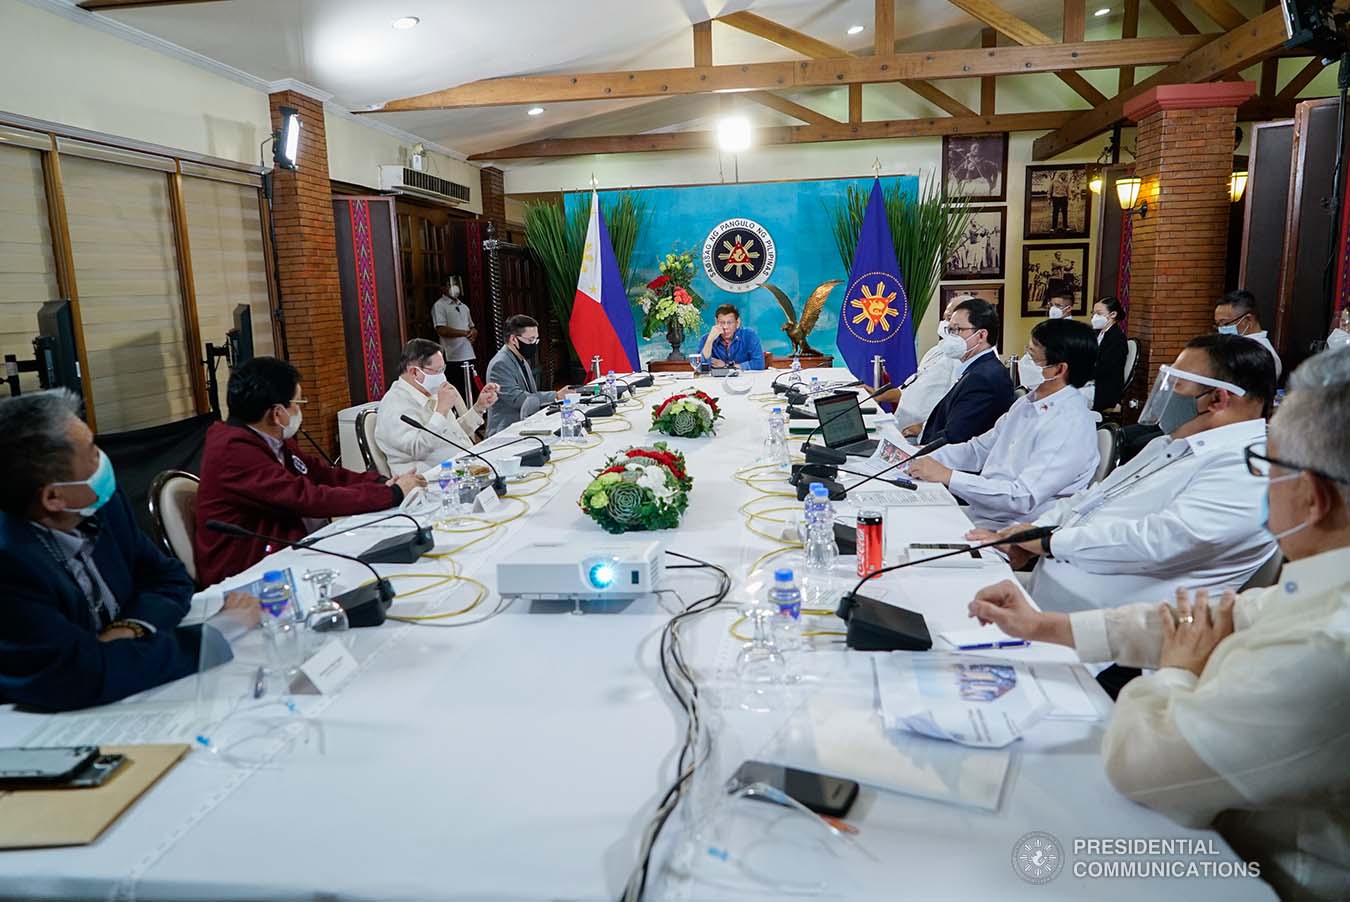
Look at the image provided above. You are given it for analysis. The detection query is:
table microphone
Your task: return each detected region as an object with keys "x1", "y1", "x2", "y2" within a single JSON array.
[
  {"x1": 834, "y1": 525, "x2": 1054, "y2": 652},
  {"x1": 798, "y1": 382, "x2": 894, "y2": 464},
  {"x1": 205, "y1": 520, "x2": 395, "y2": 627},
  {"x1": 301, "y1": 512, "x2": 434, "y2": 565},
  {"x1": 479, "y1": 433, "x2": 551, "y2": 467},
  {"x1": 398, "y1": 414, "x2": 506, "y2": 496}
]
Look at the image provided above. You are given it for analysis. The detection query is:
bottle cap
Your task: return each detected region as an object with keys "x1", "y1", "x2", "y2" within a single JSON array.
[
  {"x1": 771, "y1": 407, "x2": 781, "y2": 414},
  {"x1": 262, "y1": 570, "x2": 285, "y2": 582},
  {"x1": 442, "y1": 458, "x2": 455, "y2": 467},
  {"x1": 774, "y1": 568, "x2": 794, "y2": 582},
  {"x1": 811, "y1": 485, "x2": 830, "y2": 498},
  {"x1": 808, "y1": 481, "x2": 824, "y2": 492}
]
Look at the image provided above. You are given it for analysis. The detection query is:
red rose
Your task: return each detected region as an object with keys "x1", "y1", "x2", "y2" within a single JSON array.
[
  {"x1": 647, "y1": 275, "x2": 670, "y2": 291},
  {"x1": 652, "y1": 394, "x2": 686, "y2": 418}
]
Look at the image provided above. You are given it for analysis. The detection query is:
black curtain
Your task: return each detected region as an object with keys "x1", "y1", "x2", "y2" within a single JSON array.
[{"x1": 98, "y1": 413, "x2": 218, "y2": 537}]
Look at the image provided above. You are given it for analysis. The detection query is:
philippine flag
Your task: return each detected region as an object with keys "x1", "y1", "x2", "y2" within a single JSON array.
[{"x1": 569, "y1": 191, "x2": 640, "y2": 373}]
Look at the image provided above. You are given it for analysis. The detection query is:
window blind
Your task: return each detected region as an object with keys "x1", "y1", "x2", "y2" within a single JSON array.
[{"x1": 0, "y1": 143, "x2": 60, "y2": 394}]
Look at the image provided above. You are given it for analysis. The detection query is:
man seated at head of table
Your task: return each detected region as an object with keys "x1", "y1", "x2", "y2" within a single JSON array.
[
  {"x1": 375, "y1": 339, "x2": 501, "y2": 473},
  {"x1": 903, "y1": 296, "x2": 1014, "y2": 444},
  {"x1": 700, "y1": 303, "x2": 766, "y2": 370},
  {"x1": 0, "y1": 390, "x2": 259, "y2": 712},
  {"x1": 485, "y1": 314, "x2": 573, "y2": 437},
  {"x1": 966, "y1": 333, "x2": 1279, "y2": 614},
  {"x1": 907, "y1": 318, "x2": 1101, "y2": 530},
  {"x1": 194, "y1": 357, "x2": 425, "y2": 586},
  {"x1": 968, "y1": 348, "x2": 1350, "y2": 901}
]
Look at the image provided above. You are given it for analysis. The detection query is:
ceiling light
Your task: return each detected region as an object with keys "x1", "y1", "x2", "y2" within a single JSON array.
[
  {"x1": 392, "y1": 16, "x2": 420, "y2": 30},
  {"x1": 847, "y1": 24, "x2": 865, "y2": 35},
  {"x1": 1093, "y1": 7, "x2": 1111, "y2": 16},
  {"x1": 717, "y1": 116, "x2": 752, "y2": 153},
  {"x1": 527, "y1": 106, "x2": 545, "y2": 116}
]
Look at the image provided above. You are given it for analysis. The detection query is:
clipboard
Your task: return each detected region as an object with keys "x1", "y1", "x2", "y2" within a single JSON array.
[{"x1": 0, "y1": 743, "x2": 189, "y2": 849}]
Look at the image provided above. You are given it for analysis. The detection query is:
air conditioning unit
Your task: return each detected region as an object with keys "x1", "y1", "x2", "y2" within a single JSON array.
[{"x1": 378, "y1": 165, "x2": 471, "y2": 206}]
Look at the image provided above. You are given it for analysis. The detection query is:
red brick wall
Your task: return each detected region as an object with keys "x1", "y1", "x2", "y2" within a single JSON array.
[
  {"x1": 1124, "y1": 104, "x2": 1240, "y2": 414},
  {"x1": 268, "y1": 90, "x2": 349, "y2": 455},
  {"x1": 480, "y1": 166, "x2": 506, "y2": 234}
]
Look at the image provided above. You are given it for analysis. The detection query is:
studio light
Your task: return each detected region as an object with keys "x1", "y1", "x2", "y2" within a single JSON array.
[
  {"x1": 1229, "y1": 170, "x2": 1248, "y2": 203},
  {"x1": 392, "y1": 16, "x2": 420, "y2": 30},
  {"x1": 847, "y1": 24, "x2": 865, "y2": 35},
  {"x1": 274, "y1": 106, "x2": 300, "y2": 171},
  {"x1": 1116, "y1": 176, "x2": 1147, "y2": 219},
  {"x1": 1094, "y1": 7, "x2": 1111, "y2": 16},
  {"x1": 527, "y1": 106, "x2": 545, "y2": 116},
  {"x1": 717, "y1": 115, "x2": 752, "y2": 153}
]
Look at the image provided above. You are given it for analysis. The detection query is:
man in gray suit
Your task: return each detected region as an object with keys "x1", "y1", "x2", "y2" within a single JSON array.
[{"x1": 485, "y1": 315, "x2": 570, "y2": 436}]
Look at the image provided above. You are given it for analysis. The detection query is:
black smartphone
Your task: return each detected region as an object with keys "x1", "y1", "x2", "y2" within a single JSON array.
[
  {"x1": 0, "y1": 746, "x2": 99, "y2": 787},
  {"x1": 908, "y1": 542, "x2": 983, "y2": 559},
  {"x1": 729, "y1": 760, "x2": 860, "y2": 818},
  {"x1": 65, "y1": 753, "x2": 127, "y2": 788}
]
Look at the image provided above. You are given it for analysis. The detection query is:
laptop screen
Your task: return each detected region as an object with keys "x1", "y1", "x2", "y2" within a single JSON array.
[{"x1": 813, "y1": 392, "x2": 868, "y2": 448}]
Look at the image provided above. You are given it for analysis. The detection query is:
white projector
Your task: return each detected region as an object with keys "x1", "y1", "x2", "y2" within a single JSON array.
[{"x1": 495, "y1": 541, "x2": 665, "y2": 600}]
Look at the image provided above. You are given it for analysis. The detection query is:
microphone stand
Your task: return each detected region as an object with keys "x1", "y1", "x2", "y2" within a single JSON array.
[
  {"x1": 205, "y1": 520, "x2": 396, "y2": 628},
  {"x1": 399, "y1": 414, "x2": 507, "y2": 496},
  {"x1": 477, "y1": 433, "x2": 551, "y2": 468}
]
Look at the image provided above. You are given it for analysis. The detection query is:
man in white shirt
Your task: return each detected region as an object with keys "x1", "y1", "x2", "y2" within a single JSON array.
[
  {"x1": 375, "y1": 339, "x2": 499, "y2": 473},
  {"x1": 967, "y1": 347, "x2": 1350, "y2": 901},
  {"x1": 882, "y1": 295, "x2": 962, "y2": 431},
  {"x1": 1214, "y1": 289, "x2": 1281, "y2": 379},
  {"x1": 968, "y1": 333, "x2": 1279, "y2": 613},
  {"x1": 432, "y1": 277, "x2": 477, "y2": 401},
  {"x1": 908, "y1": 318, "x2": 1100, "y2": 530}
]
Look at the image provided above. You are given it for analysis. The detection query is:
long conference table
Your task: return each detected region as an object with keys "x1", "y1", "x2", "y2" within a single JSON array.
[{"x1": 0, "y1": 369, "x2": 1273, "y2": 901}]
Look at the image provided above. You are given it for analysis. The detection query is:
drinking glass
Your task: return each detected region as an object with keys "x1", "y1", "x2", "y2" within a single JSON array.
[
  {"x1": 301, "y1": 568, "x2": 350, "y2": 654},
  {"x1": 735, "y1": 605, "x2": 789, "y2": 712}
]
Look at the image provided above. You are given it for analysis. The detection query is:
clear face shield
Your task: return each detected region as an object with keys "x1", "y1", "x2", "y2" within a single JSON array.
[{"x1": 1138, "y1": 365, "x2": 1246, "y2": 432}]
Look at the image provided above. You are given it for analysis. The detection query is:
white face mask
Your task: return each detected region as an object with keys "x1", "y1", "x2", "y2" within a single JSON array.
[
  {"x1": 1091, "y1": 313, "x2": 1110, "y2": 331},
  {"x1": 1047, "y1": 306, "x2": 1066, "y2": 320},
  {"x1": 1328, "y1": 328, "x2": 1350, "y2": 350},
  {"x1": 419, "y1": 369, "x2": 447, "y2": 394},
  {"x1": 939, "y1": 333, "x2": 969, "y2": 359},
  {"x1": 1017, "y1": 354, "x2": 1049, "y2": 390},
  {"x1": 279, "y1": 406, "x2": 302, "y2": 441},
  {"x1": 449, "y1": 286, "x2": 461, "y2": 299}
]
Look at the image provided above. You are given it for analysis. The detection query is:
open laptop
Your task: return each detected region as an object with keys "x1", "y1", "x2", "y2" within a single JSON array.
[{"x1": 812, "y1": 391, "x2": 879, "y2": 456}]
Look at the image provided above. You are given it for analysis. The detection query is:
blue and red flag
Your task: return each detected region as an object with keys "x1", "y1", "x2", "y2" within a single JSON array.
[
  {"x1": 834, "y1": 179, "x2": 918, "y2": 388},
  {"x1": 569, "y1": 191, "x2": 640, "y2": 373}
]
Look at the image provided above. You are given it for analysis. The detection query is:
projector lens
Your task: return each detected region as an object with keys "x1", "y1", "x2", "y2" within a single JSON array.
[{"x1": 588, "y1": 562, "x2": 615, "y2": 589}]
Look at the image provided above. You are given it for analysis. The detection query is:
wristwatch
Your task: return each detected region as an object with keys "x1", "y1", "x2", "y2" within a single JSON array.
[
  {"x1": 1040, "y1": 534, "x2": 1054, "y2": 558},
  {"x1": 106, "y1": 619, "x2": 150, "y2": 639}
]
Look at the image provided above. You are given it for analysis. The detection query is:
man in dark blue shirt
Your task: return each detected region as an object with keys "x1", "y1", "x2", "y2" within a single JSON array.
[{"x1": 701, "y1": 303, "x2": 766, "y2": 370}]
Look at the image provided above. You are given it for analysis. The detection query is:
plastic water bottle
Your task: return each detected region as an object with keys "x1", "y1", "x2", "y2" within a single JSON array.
[
  {"x1": 764, "y1": 407, "x2": 790, "y2": 470},
  {"x1": 809, "y1": 375, "x2": 822, "y2": 398},
  {"x1": 560, "y1": 398, "x2": 581, "y2": 440},
  {"x1": 802, "y1": 485, "x2": 839, "y2": 605},
  {"x1": 769, "y1": 568, "x2": 803, "y2": 650},
  {"x1": 453, "y1": 458, "x2": 477, "y2": 506},
  {"x1": 258, "y1": 570, "x2": 304, "y2": 678},
  {"x1": 604, "y1": 370, "x2": 619, "y2": 402},
  {"x1": 790, "y1": 355, "x2": 802, "y2": 377},
  {"x1": 437, "y1": 459, "x2": 463, "y2": 520}
]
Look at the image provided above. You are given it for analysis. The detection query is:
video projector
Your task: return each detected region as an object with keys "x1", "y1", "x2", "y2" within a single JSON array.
[{"x1": 495, "y1": 541, "x2": 665, "y2": 601}]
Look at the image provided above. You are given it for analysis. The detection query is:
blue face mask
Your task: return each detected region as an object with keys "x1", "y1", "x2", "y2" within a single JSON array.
[
  {"x1": 1260, "y1": 472, "x2": 1309, "y2": 541},
  {"x1": 52, "y1": 448, "x2": 117, "y2": 517},
  {"x1": 1217, "y1": 324, "x2": 1239, "y2": 335}
]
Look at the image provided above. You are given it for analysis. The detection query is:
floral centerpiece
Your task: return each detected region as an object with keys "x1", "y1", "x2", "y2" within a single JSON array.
[
  {"x1": 651, "y1": 390, "x2": 721, "y2": 438},
  {"x1": 633, "y1": 249, "x2": 705, "y2": 359},
  {"x1": 579, "y1": 442, "x2": 692, "y2": 533}
]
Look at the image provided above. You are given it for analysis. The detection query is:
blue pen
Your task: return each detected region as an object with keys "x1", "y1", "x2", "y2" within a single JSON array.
[{"x1": 958, "y1": 639, "x2": 1030, "y2": 650}]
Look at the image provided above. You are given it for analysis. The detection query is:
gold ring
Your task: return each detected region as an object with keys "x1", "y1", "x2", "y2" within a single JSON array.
[{"x1": 1178, "y1": 614, "x2": 1194, "y2": 625}]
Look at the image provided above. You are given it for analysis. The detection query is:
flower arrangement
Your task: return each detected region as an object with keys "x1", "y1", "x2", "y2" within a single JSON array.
[
  {"x1": 634, "y1": 249, "x2": 706, "y2": 339},
  {"x1": 651, "y1": 390, "x2": 722, "y2": 438},
  {"x1": 578, "y1": 442, "x2": 692, "y2": 533}
]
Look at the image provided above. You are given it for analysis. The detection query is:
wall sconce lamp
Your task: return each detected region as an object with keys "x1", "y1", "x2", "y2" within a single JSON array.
[
  {"x1": 1087, "y1": 166, "x2": 1104, "y2": 195},
  {"x1": 1116, "y1": 176, "x2": 1147, "y2": 219},
  {"x1": 1229, "y1": 170, "x2": 1248, "y2": 204}
]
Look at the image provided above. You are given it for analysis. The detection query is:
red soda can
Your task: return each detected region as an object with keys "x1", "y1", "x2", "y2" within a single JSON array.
[{"x1": 856, "y1": 510, "x2": 884, "y2": 577}]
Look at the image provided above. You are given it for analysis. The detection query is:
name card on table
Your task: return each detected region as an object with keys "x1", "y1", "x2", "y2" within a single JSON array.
[
  {"x1": 473, "y1": 486, "x2": 503, "y2": 514},
  {"x1": 294, "y1": 640, "x2": 359, "y2": 695}
]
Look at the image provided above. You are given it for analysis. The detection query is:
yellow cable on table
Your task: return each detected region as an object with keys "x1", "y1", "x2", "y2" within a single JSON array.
[
  {"x1": 387, "y1": 574, "x2": 490, "y2": 622},
  {"x1": 728, "y1": 615, "x2": 847, "y2": 642}
]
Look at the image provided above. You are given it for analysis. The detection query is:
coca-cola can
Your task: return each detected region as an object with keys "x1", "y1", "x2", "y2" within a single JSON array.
[{"x1": 856, "y1": 510, "x2": 884, "y2": 577}]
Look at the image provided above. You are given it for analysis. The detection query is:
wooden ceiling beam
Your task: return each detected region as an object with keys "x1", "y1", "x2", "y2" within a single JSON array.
[
  {"x1": 692, "y1": 20, "x2": 712, "y2": 67},
  {"x1": 716, "y1": 10, "x2": 849, "y2": 59},
  {"x1": 1148, "y1": 0, "x2": 1202, "y2": 35},
  {"x1": 946, "y1": 0, "x2": 1107, "y2": 106},
  {"x1": 1277, "y1": 57, "x2": 1327, "y2": 101},
  {"x1": 875, "y1": 0, "x2": 895, "y2": 58},
  {"x1": 849, "y1": 84, "x2": 863, "y2": 123},
  {"x1": 366, "y1": 36, "x2": 1209, "y2": 113},
  {"x1": 1120, "y1": 0, "x2": 1141, "y2": 90},
  {"x1": 467, "y1": 111, "x2": 1080, "y2": 160},
  {"x1": 981, "y1": 28, "x2": 997, "y2": 115},
  {"x1": 1032, "y1": 6, "x2": 1288, "y2": 160},
  {"x1": 77, "y1": 0, "x2": 225, "y2": 8},
  {"x1": 743, "y1": 91, "x2": 839, "y2": 127},
  {"x1": 1063, "y1": 0, "x2": 1086, "y2": 43}
]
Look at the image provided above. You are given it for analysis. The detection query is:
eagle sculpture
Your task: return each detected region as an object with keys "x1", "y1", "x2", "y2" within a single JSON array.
[{"x1": 762, "y1": 280, "x2": 842, "y2": 358}]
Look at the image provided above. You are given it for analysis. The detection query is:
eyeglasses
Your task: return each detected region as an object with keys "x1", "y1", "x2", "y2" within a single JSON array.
[
  {"x1": 1216, "y1": 312, "x2": 1250, "y2": 328},
  {"x1": 516, "y1": 337, "x2": 540, "y2": 345},
  {"x1": 1244, "y1": 440, "x2": 1348, "y2": 483},
  {"x1": 947, "y1": 324, "x2": 978, "y2": 335}
]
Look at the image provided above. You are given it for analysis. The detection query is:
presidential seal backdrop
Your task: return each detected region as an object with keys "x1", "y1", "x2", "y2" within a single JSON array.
[
  {"x1": 841, "y1": 269, "x2": 910, "y2": 346},
  {"x1": 702, "y1": 218, "x2": 776, "y2": 293}
]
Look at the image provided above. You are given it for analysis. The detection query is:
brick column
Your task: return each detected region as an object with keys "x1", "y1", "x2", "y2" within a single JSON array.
[
  {"x1": 268, "y1": 90, "x2": 349, "y2": 454},
  {"x1": 1121, "y1": 82, "x2": 1255, "y2": 415},
  {"x1": 479, "y1": 166, "x2": 506, "y2": 234}
]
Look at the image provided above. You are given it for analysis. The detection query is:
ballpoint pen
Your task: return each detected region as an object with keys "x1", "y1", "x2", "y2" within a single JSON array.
[
  {"x1": 253, "y1": 665, "x2": 266, "y2": 699},
  {"x1": 958, "y1": 639, "x2": 1030, "y2": 650}
]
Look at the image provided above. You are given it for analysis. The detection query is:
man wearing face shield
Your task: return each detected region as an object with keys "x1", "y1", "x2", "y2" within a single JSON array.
[
  {"x1": 195, "y1": 357, "x2": 425, "y2": 586},
  {"x1": 0, "y1": 390, "x2": 259, "y2": 711},
  {"x1": 965, "y1": 347, "x2": 1350, "y2": 901},
  {"x1": 966, "y1": 334, "x2": 1278, "y2": 614}
]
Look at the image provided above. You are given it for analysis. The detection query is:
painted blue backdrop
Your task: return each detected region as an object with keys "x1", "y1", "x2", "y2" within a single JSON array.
[{"x1": 565, "y1": 176, "x2": 918, "y2": 366}]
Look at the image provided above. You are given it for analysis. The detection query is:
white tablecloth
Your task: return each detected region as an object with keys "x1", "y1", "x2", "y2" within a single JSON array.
[{"x1": 0, "y1": 369, "x2": 1274, "y2": 901}]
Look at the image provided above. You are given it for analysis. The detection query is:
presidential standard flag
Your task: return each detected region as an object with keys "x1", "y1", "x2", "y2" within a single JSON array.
[
  {"x1": 835, "y1": 179, "x2": 918, "y2": 388},
  {"x1": 569, "y1": 191, "x2": 640, "y2": 373}
]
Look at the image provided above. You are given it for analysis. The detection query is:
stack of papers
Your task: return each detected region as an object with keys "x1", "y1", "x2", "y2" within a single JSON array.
[{"x1": 874, "y1": 653, "x2": 1051, "y2": 748}]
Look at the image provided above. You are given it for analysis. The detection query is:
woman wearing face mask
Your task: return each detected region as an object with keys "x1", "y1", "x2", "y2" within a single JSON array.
[
  {"x1": 966, "y1": 347, "x2": 1350, "y2": 901},
  {"x1": 1086, "y1": 296, "x2": 1129, "y2": 413}
]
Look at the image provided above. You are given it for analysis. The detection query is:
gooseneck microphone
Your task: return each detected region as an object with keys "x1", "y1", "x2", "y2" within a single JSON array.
[
  {"x1": 399, "y1": 414, "x2": 506, "y2": 496},
  {"x1": 300, "y1": 512, "x2": 434, "y2": 565},
  {"x1": 834, "y1": 524, "x2": 1055, "y2": 651},
  {"x1": 205, "y1": 520, "x2": 395, "y2": 627},
  {"x1": 478, "y1": 433, "x2": 551, "y2": 468},
  {"x1": 297, "y1": 427, "x2": 335, "y2": 466},
  {"x1": 797, "y1": 382, "x2": 894, "y2": 464}
]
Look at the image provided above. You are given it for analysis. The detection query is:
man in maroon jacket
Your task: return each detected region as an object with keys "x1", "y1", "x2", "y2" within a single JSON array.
[{"x1": 194, "y1": 357, "x2": 425, "y2": 586}]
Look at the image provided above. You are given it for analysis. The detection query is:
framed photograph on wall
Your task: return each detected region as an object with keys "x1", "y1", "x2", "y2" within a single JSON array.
[
  {"x1": 1024, "y1": 164, "x2": 1092, "y2": 239},
  {"x1": 942, "y1": 133, "x2": 1008, "y2": 202},
  {"x1": 944, "y1": 207, "x2": 1006, "y2": 280},
  {"x1": 940, "y1": 282, "x2": 1004, "y2": 322},
  {"x1": 1022, "y1": 243, "x2": 1089, "y2": 317}
]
